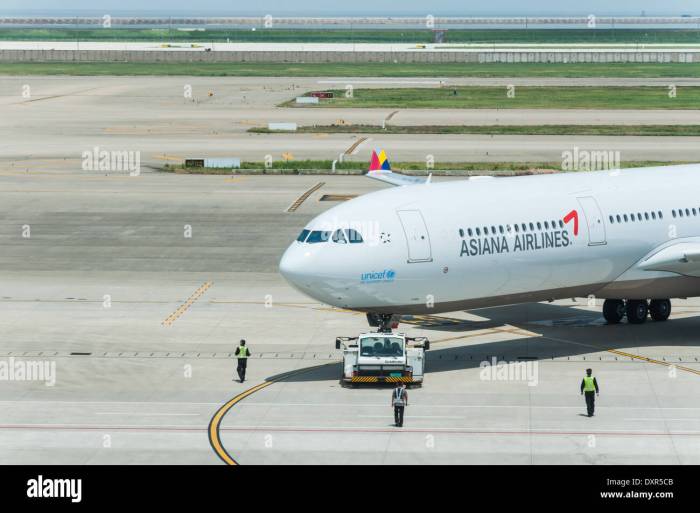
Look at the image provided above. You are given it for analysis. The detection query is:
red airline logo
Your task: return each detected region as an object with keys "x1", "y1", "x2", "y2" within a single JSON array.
[{"x1": 563, "y1": 210, "x2": 579, "y2": 236}]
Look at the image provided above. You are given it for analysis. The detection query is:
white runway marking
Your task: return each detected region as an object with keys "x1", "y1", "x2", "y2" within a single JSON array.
[
  {"x1": 218, "y1": 425, "x2": 700, "y2": 435},
  {"x1": 239, "y1": 402, "x2": 700, "y2": 411},
  {"x1": 317, "y1": 80, "x2": 444, "y2": 86},
  {"x1": 359, "y1": 415, "x2": 464, "y2": 419},
  {"x1": 0, "y1": 400, "x2": 220, "y2": 405},
  {"x1": 95, "y1": 412, "x2": 201, "y2": 416},
  {"x1": 2, "y1": 423, "x2": 700, "y2": 436},
  {"x1": 624, "y1": 418, "x2": 700, "y2": 422}
]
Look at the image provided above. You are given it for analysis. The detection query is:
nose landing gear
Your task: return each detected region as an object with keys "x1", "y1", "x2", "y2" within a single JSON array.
[
  {"x1": 602, "y1": 299, "x2": 671, "y2": 324},
  {"x1": 366, "y1": 313, "x2": 399, "y2": 333}
]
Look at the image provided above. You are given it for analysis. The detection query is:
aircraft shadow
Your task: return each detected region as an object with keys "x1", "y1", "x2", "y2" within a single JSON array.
[{"x1": 271, "y1": 302, "x2": 700, "y2": 383}]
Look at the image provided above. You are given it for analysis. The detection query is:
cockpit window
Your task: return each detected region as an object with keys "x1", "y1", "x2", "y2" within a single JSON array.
[
  {"x1": 296, "y1": 229, "x2": 310, "y2": 242},
  {"x1": 346, "y1": 229, "x2": 364, "y2": 243},
  {"x1": 306, "y1": 230, "x2": 331, "y2": 243},
  {"x1": 332, "y1": 229, "x2": 347, "y2": 243}
]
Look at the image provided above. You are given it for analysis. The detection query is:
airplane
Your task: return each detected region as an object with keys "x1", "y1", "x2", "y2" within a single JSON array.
[{"x1": 279, "y1": 149, "x2": 700, "y2": 332}]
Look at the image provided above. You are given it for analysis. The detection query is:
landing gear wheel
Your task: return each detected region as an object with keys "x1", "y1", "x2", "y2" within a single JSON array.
[
  {"x1": 626, "y1": 299, "x2": 649, "y2": 324},
  {"x1": 649, "y1": 299, "x2": 671, "y2": 322},
  {"x1": 366, "y1": 313, "x2": 395, "y2": 333},
  {"x1": 602, "y1": 299, "x2": 625, "y2": 324}
]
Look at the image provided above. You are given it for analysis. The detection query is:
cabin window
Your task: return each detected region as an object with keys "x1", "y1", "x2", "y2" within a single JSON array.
[
  {"x1": 659, "y1": 211, "x2": 664, "y2": 219},
  {"x1": 459, "y1": 229, "x2": 464, "y2": 238},
  {"x1": 476, "y1": 227, "x2": 481, "y2": 236},
  {"x1": 651, "y1": 212, "x2": 656, "y2": 220},
  {"x1": 468, "y1": 228, "x2": 473, "y2": 237},
  {"x1": 672, "y1": 210, "x2": 677, "y2": 218},
  {"x1": 609, "y1": 216, "x2": 614, "y2": 224}
]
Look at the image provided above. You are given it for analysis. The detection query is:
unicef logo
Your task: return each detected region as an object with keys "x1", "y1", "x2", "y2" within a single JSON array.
[{"x1": 360, "y1": 269, "x2": 397, "y2": 283}]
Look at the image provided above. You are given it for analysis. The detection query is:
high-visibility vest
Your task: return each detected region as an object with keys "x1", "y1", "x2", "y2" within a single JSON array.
[
  {"x1": 237, "y1": 346, "x2": 248, "y2": 358},
  {"x1": 393, "y1": 388, "x2": 405, "y2": 406},
  {"x1": 583, "y1": 376, "x2": 596, "y2": 392}
]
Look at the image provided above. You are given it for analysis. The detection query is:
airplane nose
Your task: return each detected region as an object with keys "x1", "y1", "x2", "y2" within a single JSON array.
[{"x1": 279, "y1": 244, "x2": 308, "y2": 288}]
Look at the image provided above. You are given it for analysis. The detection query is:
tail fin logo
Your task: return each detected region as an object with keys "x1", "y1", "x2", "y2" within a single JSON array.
[{"x1": 369, "y1": 149, "x2": 391, "y2": 172}]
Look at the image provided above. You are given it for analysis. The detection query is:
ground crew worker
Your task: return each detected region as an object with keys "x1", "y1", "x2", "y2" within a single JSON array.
[
  {"x1": 234, "y1": 339, "x2": 250, "y2": 383},
  {"x1": 392, "y1": 382, "x2": 408, "y2": 427},
  {"x1": 580, "y1": 368, "x2": 600, "y2": 417}
]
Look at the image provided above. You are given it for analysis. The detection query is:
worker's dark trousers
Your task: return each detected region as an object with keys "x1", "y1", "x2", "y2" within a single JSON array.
[
  {"x1": 237, "y1": 359, "x2": 248, "y2": 382},
  {"x1": 394, "y1": 406, "x2": 405, "y2": 427},
  {"x1": 585, "y1": 391, "x2": 596, "y2": 416}
]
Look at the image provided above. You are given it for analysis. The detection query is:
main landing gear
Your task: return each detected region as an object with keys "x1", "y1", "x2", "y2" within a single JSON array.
[{"x1": 602, "y1": 299, "x2": 671, "y2": 324}]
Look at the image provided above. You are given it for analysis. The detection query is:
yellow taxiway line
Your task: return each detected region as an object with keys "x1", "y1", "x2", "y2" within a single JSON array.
[{"x1": 208, "y1": 363, "x2": 335, "y2": 465}]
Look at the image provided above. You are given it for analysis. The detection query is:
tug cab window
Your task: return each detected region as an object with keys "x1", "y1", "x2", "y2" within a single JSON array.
[{"x1": 360, "y1": 336, "x2": 404, "y2": 357}]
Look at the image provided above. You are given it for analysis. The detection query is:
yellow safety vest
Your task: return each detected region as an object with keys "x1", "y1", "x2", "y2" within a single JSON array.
[
  {"x1": 583, "y1": 376, "x2": 596, "y2": 392},
  {"x1": 237, "y1": 346, "x2": 248, "y2": 358}
]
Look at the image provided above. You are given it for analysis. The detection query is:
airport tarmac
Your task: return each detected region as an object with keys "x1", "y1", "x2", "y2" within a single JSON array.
[
  {"x1": 1, "y1": 172, "x2": 699, "y2": 465},
  {"x1": 3, "y1": 76, "x2": 700, "y2": 169}
]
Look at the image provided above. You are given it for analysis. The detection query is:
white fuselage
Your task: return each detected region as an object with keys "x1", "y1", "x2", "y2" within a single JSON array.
[{"x1": 279, "y1": 164, "x2": 700, "y2": 314}]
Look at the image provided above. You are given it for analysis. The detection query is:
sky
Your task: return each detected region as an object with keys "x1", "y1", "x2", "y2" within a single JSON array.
[{"x1": 0, "y1": 1, "x2": 698, "y2": 16}]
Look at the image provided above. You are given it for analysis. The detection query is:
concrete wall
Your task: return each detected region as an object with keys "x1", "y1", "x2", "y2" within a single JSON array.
[{"x1": 0, "y1": 49, "x2": 698, "y2": 64}]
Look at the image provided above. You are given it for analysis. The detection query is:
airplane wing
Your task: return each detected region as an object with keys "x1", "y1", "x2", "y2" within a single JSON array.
[
  {"x1": 366, "y1": 170, "x2": 431, "y2": 187},
  {"x1": 638, "y1": 242, "x2": 700, "y2": 277}
]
